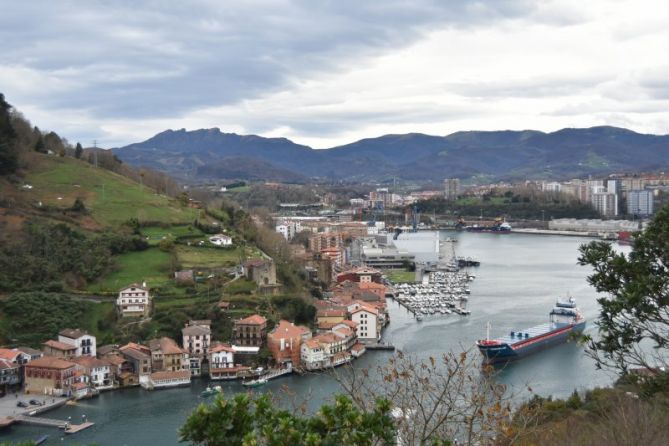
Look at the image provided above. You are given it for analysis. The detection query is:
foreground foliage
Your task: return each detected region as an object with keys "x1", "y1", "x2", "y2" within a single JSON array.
[
  {"x1": 180, "y1": 393, "x2": 396, "y2": 446},
  {"x1": 337, "y1": 351, "x2": 509, "y2": 446},
  {"x1": 579, "y1": 204, "x2": 669, "y2": 373}
]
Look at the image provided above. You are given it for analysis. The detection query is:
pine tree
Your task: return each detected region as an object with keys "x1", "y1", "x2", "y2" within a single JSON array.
[
  {"x1": 75, "y1": 142, "x2": 83, "y2": 159},
  {"x1": 0, "y1": 93, "x2": 18, "y2": 175},
  {"x1": 34, "y1": 134, "x2": 46, "y2": 153}
]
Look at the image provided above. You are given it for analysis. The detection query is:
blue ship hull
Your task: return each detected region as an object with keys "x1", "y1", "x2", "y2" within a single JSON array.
[{"x1": 478, "y1": 320, "x2": 586, "y2": 365}]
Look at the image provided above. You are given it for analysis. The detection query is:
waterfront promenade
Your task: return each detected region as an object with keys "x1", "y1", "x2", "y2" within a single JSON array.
[{"x1": 0, "y1": 396, "x2": 68, "y2": 427}]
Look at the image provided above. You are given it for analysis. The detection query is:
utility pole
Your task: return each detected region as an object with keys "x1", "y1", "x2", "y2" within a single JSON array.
[{"x1": 92, "y1": 140, "x2": 98, "y2": 168}]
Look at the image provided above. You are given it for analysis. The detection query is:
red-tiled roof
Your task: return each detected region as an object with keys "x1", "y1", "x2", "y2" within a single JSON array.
[
  {"x1": 336, "y1": 320, "x2": 358, "y2": 329},
  {"x1": 120, "y1": 283, "x2": 149, "y2": 292},
  {"x1": 152, "y1": 337, "x2": 186, "y2": 355},
  {"x1": 269, "y1": 320, "x2": 310, "y2": 339},
  {"x1": 237, "y1": 314, "x2": 267, "y2": 325},
  {"x1": 351, "y1": 343, "x2": 366, "y2": 352},
  {"x1": 26, "y1": 356, "x2": 76, "y2": 370},
  {"x1": 209, "y1": 343, "x2": 235, "y2": 353},
  {"x1": 151, "y1": 370, "x2": 191, "y2": 381},
  {"x1": 317, "y1": 321, "x2": 337, "y2": 330},
  {"x1": 71, "y1": 356, "x2": 110, "y2": 369},
  {"x1": 0, "y1": 348, "x2": 20, "y2": 362},
  {"x1": 333, "y1": 327, "x2": 354, "y2": 338},
  {"x1": 59, "y1": 328, "x2": 89, "y2": 339},
  {"x1": 316, "y1": 308, "x2": 347, "y2": 318},
  {"x1": 43, "y1": 340, "x2": 77, "y2": 351},
  {"x1": 0, "y1": 359, "x2": 16, "y2": 370}
]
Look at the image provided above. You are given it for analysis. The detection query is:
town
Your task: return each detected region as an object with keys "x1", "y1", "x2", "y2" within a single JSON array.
[{"x1": 0, "y1": 261, "x2": 394, "y2": 429}]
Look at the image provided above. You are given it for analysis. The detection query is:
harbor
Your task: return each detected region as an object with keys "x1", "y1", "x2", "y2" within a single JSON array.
[
  {"x1": 392, "y1": 270, "x2": 474, "y2": 319},
  {"x1": 0, "y1": 231, "x2": 630, "y2": 445}
]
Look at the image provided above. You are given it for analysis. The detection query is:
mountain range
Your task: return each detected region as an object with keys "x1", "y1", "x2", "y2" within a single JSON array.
[{"x1": 113, "y1": 126, "x2": 669, "y2": 183}]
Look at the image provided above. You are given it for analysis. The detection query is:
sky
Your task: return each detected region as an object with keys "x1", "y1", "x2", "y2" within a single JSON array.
[{"x1": 1, "y1": 0, "x2": 668, "y2": 148}]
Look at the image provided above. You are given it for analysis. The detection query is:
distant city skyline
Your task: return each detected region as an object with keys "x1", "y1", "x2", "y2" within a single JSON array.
[{"x1": 2, "y1": 0, "x2": 668, "y2": 148}]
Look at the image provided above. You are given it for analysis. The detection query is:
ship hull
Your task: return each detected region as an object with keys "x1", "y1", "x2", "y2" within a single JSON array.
[
  {"x1": 465, "y1": 227, "x2": 511, "y2": 233},
  {"x1": 478, "y1": 321, "x2": 586, "y2": 365}
]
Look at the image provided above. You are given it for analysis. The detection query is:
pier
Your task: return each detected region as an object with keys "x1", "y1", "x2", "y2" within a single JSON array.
[
  {"x1": 13, "y1": 414, "x2": 94, "y2": 434},
  {"x1": 365, "y1": 343, "x2": 396, "y2": 351}
]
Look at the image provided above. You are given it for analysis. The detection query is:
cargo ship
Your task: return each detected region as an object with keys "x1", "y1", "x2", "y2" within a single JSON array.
[
  {"x1": 476, "y1": 298, "x2": 585, "y2": 364},
  {"x1": 464, "y1": 218, "x2": 511, "y2": 233}
]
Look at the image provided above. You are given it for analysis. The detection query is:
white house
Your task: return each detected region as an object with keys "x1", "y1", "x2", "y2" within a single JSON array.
[
  {"x1": 275, "y1": 220, "x2": 301, "y2": 240},
  {"x1": 209, "y1": 234, "x2": 233, "y2": 246},
  {"x1": 72, "y1": 356, "x2": 113, "y2": 390},
  {"x1": 117, "y1": 283, "x2": 151, "y2": 317},
  {"x1": 208, "y1": 343, "x2": 245, "y2": 380},
  {"x1": 209, "y1": 343, "x2": 234, "y2": 369},
  {"x1": 350, "y1": 304, "x2": 380, "y2": 342},
  {"x1": 299, "y1": 333, "x2": 351, "y2": 371},
  {"x1": 300, "y1": 338, "x2": 326, "y2": 371},
  {"x1": 58, "y1": 328, "x2": 96, "y2": 357}
]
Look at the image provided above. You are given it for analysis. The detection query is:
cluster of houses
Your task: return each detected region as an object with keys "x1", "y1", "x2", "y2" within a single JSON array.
[{"x1": 1, "y1": 263, "x2": 391, "y2": 398}]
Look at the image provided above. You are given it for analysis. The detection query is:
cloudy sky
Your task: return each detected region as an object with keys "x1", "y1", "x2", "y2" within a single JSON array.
[{"x1": 1, "y1": 0, "x2": 668, "y2": 148}]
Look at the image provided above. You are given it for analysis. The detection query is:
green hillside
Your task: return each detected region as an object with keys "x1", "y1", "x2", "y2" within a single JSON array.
[{"x1": 23, "y1": 155, "x2": 199, "y2": 227}]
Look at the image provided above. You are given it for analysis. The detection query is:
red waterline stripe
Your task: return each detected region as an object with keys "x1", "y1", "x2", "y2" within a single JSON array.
[{"x1": 510, "y1": 324, "x2": 575, "y2": 350}]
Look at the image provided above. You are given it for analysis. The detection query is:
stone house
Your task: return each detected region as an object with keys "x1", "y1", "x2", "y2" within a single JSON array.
[{"x1": 233, "y1": 314, "x2": 267, "y2": 347}]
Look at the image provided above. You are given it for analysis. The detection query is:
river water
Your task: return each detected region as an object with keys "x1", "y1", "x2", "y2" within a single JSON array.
[{"x1": 1, "y1": 231, "x2": 627, "y2": 445}]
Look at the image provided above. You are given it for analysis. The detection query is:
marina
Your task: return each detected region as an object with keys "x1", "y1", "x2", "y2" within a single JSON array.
[{"x1": 392, "y1": 270, "x2": 474, "y2": 319}]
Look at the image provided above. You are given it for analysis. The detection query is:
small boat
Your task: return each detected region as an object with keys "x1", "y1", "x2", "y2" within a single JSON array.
[
  {"x1": 242, "y1": 378, "x2": 268, "y2": 388},
  {"x1": 34, "y1": 435, "x2": 49, "y2": 445},
  {"x1": 200, "y1": 385, "x2": 223, "y2": 397}
]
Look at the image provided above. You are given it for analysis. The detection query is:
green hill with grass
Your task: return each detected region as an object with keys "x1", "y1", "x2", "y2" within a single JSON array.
[{"x1": 20, "y1": 154, "x2": 199, "y2": 227}]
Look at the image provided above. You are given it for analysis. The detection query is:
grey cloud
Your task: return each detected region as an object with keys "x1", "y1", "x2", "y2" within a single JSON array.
[
  {"x1": 446, "y1": 74, "x2": 608, "y2": 99},
  {"x1": 0, "y1": 0, "x2": 540, "y2": 123}
]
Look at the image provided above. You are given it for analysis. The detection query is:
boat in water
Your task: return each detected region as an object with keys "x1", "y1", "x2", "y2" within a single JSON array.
[
  {"x1": 201, "y1": 385, "x2": 223, "y2": 397},
  {"x1": 476, "y1": 298, "x2": 585, "y2": 365},
  {"x1": 242, "y1": 377, "x2": 268, "y2": 388},
  {"x1": 465, "y1": 217, "x2": 511, "y2": 233}
]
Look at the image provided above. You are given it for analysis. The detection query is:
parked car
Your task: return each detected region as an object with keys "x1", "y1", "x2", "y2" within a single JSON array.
[
  {"x1": 29, "y1": 399, "x2": 43, "y2": 406},
  {"x1": 16, "y1": 401, "x2": 28, "y2": 408}
]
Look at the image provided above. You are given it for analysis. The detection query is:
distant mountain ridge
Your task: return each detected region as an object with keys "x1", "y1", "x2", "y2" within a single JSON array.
[{"x1": 113, "y1": 126, "x2": 669, "y2": 182}]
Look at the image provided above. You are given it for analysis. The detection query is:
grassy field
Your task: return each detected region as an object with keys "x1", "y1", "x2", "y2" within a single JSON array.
[
  {"x1": 25, "y1": 156, "x2": 199, "y2": 227},
  {"x1": 142, "y1": 225, "x2": 205, "y2": 245},
  {"x1": 176, "y1": 245, "x2": 244, "y2": 268},
  {"x1": 82, "y1": 301, "x2": 115, "y2": 339},
  {"x1": 384, "y1": 270, "x2": 417, "y2": 283},
  {"x1": 89, "y1": 248, "x2": 174, "y2": 293},
  {"x1": 176, "y1": 245, "x2": 264, "y2": 269}
]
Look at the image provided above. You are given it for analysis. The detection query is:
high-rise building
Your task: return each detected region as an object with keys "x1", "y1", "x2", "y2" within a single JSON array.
[
  {"x1": 591, "y1": 192, "x2": 619, "y2": 217},
  {"x1": 621, "y1": 178, "x2": 647, "y2": 192},
  {"x1": 444, "y1": 178, "x2": 460, "y2": 201},
  {"x1": 627, "y1": 190, "x2": 654, "y2": 216}
]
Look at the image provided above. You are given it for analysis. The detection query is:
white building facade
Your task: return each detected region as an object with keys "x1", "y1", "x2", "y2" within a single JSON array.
[
  {"x1": 117, "y1": 284, "x2": 151, "y2": 317},
  {"x1": 58, "y1": 329, "x2": 96, "y2": 357}
]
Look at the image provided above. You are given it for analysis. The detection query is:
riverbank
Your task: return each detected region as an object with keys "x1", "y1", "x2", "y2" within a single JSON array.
[{"x1": 511, "y1": 228, "x2": 603, "y2": 238}]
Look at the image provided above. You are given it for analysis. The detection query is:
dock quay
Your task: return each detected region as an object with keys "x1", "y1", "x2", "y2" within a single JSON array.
[
  {"x1": 13, "y1": 414, "x2": 94, "y2": 434},
  {"x1": 263, "y1": 367, "x2": 293, "y2": 381},
  {"x1": 365, "y1": 343, "x2": 395, "y2": 351}
]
